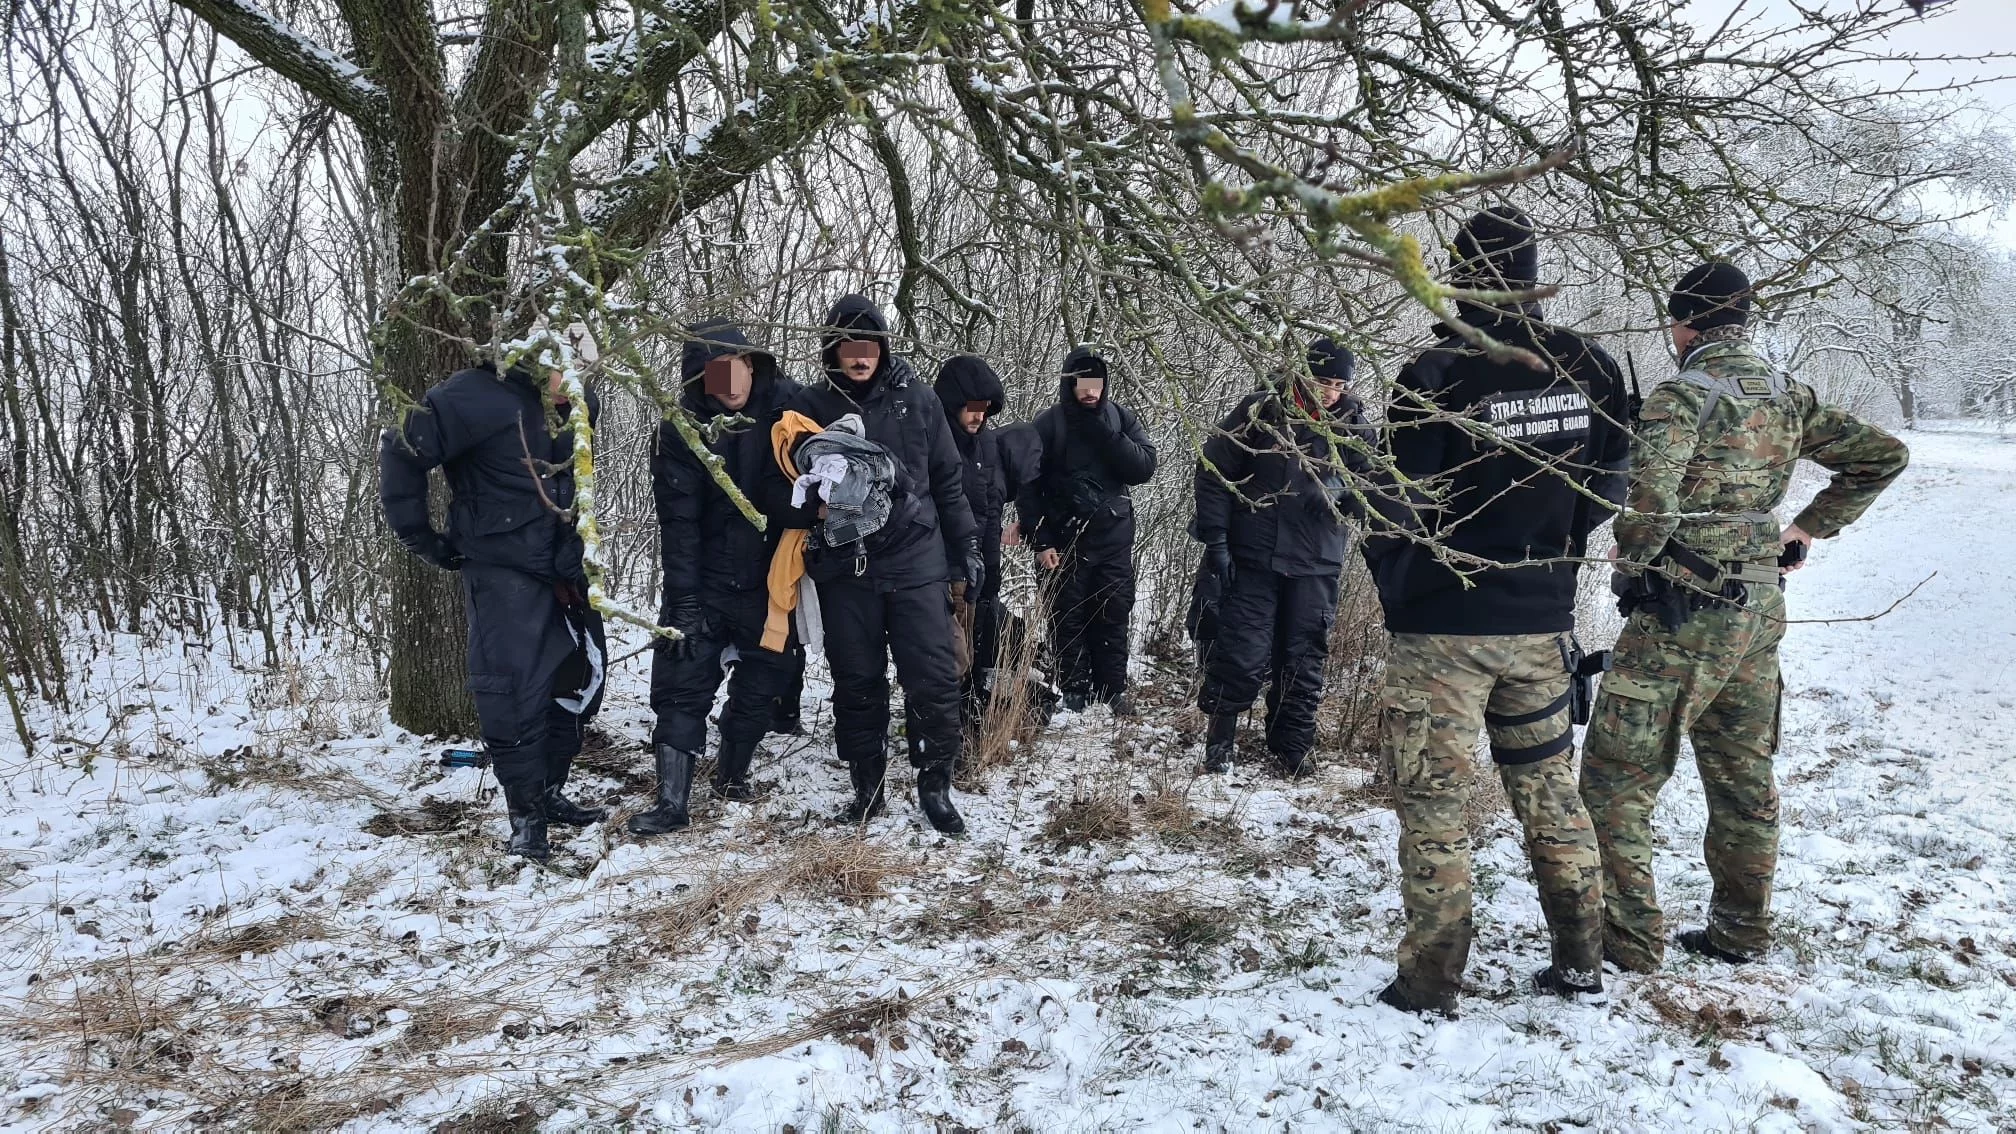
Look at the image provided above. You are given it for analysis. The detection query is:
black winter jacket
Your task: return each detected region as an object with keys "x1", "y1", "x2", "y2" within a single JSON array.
[
  {"x1": 932, "y1": 355, "x2": 1039, "y2": 578},
  {"x1": 786, "y1": 295, "x2": 977, "y2": 588},
  {"x1": 380, "y1": 364, "x2": 595, "y2": 582},
  {"x1": 1195, "y1": 381, "x2": 1375, "y2": 578},
  {"x1": 655, "y1": 320, "x2": 802, "y2": 604},
  {"x1": 1368, "y1": 307, "x2": 1630, "y2": 634},
  {"x1": 1020, "y1": 347, "x2": 1158, "y2": 554}
]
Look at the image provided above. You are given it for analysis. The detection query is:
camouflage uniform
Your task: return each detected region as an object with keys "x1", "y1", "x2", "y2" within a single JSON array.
[
  {"x1": 1383, "y1": 633, "x2": 1604, "y2": 1003},
  {"x1": 1580, "y1": 325, "x2": 1909, "y2": 970}
]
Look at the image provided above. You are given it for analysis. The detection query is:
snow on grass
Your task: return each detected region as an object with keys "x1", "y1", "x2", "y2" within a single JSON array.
[{"x1": 2, "y1": 428, "x2": 2013, "y2": 1129}]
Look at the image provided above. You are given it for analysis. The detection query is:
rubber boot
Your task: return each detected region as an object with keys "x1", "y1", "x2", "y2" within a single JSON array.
[
  {"x1": 1203, "y1": 712, "x2": 1239, "y2": 773},
  {"x1": 502, "y1": 781, "x2": 550, "y2": 861},
  {"x1": 917, "y1": 762, "x2": 967, "y2": 835},
  {"x1": 711, "y1": 735, "x2": 758, "y2": 801},
  {"x1": 628, "y1": 745, "x2": 695, "y2": 836},
  {"x1": 541, "y1": 764, "x2": 608, "y2": 826},
  {"x1": 840, "y1": 749, "x2": 889, "y2": 825}
]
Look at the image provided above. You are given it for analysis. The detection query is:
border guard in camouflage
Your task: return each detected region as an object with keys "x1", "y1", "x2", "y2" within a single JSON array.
[
  {"x1": 1580, "y1": 262, "x2": 1909, "y2": 972},
  {"x1": 1366, "y1": 208, "x2": 1633, "y2": 1017}
]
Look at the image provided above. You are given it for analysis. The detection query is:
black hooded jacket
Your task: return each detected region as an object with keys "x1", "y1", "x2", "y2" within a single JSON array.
[
  {"x1": 1368, "y1": 306, "x2": 1630, "y2": 634},
  {"x1": 1021, "y1": 346, "x2": 1158, "y2": 554},
  {"x1": 654, "y1": 320, "x2": 803, "y2": 602},
  {"x1": 932, "y1": 354, "x2": 1033, "y2": 556},
  {"x1": 380, "y1": 363, "x2": 595, "y2": 582},
  {"x1": 1195, "y1": 378, "x2": 1375, "y2": 578},
  {"x1": 786, "y1": 295, "x2": 977, "y2": 587}
]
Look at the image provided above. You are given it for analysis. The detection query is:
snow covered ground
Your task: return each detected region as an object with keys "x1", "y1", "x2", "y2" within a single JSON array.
[{"x1": 3, "y1": 427, "x2": 2013, "y2": 1131}]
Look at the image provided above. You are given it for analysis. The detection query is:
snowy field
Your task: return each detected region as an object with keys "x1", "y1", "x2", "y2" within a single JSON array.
[{"x1": 3, "y1": 427, "x2": 2014, "y2": 1132}]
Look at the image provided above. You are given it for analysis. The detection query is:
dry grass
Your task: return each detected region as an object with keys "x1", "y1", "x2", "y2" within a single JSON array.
[
  {"x1": 626, "y1": 836, "x2": 919, "y2": 949},
  {"x1": 1042, "y1": 786, "x2": 1135, "y2": 848},
  {"x1": 179, "y1": 912, "x2": 326, "y2": 962}
]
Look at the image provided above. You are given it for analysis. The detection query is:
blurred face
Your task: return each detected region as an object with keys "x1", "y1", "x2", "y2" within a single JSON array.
[
  {"x1": 1315, "y1": 376, "x2": 1347, "y2": 408},
  {"x1": 836, "y1": 339, "x2": 880, "y2": 382},
  {"x1": 1670, "y1": 321, "x2": 1698, "y2": 357},
  {"x1": 1072, "y1": 373, "x2": 1104, "y2": 407},
  {"x1": 704, "y1": 354, "x2": 754, "y2": 410},
  {"x1": 960, "y1": 403, "x2": 987, "y2": 434}
]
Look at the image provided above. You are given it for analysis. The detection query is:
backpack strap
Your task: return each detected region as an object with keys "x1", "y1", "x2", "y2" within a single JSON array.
[{"x1": 1671, "y1": 367, "x2": 1788, "y2": 433}]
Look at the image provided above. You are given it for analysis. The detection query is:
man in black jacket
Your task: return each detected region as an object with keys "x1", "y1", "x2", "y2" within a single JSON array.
[
  {"x1": 932, "y1": 355, "x2": 1039, "y2": 722},
  {"x1": 1021, "y1": 347, "x2": 1158, "y2": 715},
  {"x1": 379, "y1": 346, "x2": 607, "y2": 862},
  {"x1": 1367, "y1": 206, "x2": 1631, "y2": 1017},
  {"x1": 631, "y1": 320, "x2": 803, "y2": 836},
  {"x1": 787, "y1": 295, "x2": 981, "y2": 834},
  {"x1": 1194, "y1": 339, "x2": 1374, "y2": 777}
]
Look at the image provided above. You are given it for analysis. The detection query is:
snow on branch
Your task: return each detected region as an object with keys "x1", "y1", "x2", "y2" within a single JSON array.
[{"x1": 170, "y1": 0, "x2": 388, "y2": 131}]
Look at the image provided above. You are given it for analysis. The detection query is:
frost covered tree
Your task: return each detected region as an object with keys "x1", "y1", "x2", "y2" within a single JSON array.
[{"x1": 1, "y1": 0, "x2": 1999, "y2": 732}]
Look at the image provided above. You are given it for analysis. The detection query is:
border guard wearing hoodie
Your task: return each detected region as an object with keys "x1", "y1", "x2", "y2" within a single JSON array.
[
  {"x1": 1579, "y1": 263, "x2": 1908, "y2": 972},
  {"x1": 1367, "y1": 207, "x2": 1631, "y2": 1016},
  {"x1": 786, "y1": 295, "x2": 981, "y2": 834},
  {"x1": 1194, "y1": 339, "x2": 1375, "y2": 778},
  {"x1": 1021, "y1": 347, "x2": 1158, "y2": 715},
  {"x1": 631, "y1": 320, "x2": 804, "y2": 836}
]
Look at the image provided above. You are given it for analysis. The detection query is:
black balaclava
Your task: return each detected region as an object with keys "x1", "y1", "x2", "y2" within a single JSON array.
[
  {"x1": 1668, "y1": 262, "x2": 1753, "y2": 332},
  {"x1": 820, "y1": 294, "x2": 892, "y2": 393}
]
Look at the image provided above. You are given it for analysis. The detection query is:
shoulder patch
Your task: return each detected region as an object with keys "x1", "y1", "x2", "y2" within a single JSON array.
[{"x1": 1737, "y1": 376, "x2": 1772, "y2": 397}]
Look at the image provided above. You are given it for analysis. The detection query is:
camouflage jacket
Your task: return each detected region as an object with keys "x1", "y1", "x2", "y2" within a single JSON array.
[{"x1": 1613, "y1": 327, "x2": 1909, "y2": 567}]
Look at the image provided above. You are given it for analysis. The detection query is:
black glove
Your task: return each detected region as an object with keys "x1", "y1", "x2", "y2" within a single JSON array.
[
  {"x1": 1202, "y1": 533, "x2": 1234, "y2": 588},
  {"x1": 961, "y1": 535, "x2": 986, "y2": 593},
  {"x1": 661, "y1": 593, "x2": 714, "y2": 660},
  {"x1": 413, "y1": 532, "x2": 464, "y2": 572}
]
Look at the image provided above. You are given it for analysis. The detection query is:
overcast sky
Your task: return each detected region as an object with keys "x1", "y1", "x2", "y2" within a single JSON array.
[{"x1": 1692, "y1": 0, "x2": 2015, "y2": 246}]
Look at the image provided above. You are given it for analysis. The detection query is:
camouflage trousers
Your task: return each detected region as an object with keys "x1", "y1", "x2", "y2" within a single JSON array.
[
  {"x1": 1381, "y1": 633, "x2": 1603, "y2": 1000},
  {"x1": 1580, "y1": 583, "x2": 1785, "y2": 970}
]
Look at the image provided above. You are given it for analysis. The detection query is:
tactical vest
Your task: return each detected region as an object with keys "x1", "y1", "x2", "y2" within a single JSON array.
[{"x1": 1651, "y1": 336, "x2": 1806, "y2": 569}]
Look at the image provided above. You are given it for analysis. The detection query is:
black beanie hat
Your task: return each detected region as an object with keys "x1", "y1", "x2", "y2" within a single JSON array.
[
  {"x1": 1667, "y1": 262, "x2": 1752, "y2": 330},
  {"x1": 1307, "y1": 338, "x2": 1356, "y2": 383},
  {"x1": 1451, "y1": 206, "x2": 1540, "y2": 289}
]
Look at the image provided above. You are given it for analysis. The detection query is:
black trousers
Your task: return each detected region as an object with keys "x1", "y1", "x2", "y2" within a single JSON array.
[
  {"x1": 1198, "y1": 567, "x2": 1339, "y2": 762},
  {"x1": 462, "y1": 564, "x2": 606, "y2": 796},
  {"x1": 819, "y1": 578, "x2": 963, "y2": 770},
  {"x1": 1051, "y1": 541, "x2": 1135, "y2": 699},
  {"x1": 649, "y1": 588, "x2": 801, "y2": 753}
]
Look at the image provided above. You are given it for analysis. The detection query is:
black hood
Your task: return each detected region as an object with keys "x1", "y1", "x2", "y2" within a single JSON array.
[
  {"x1": 679, "y1": 318, "x2": 780, "y2": 415},
  {"x1": 1059, "y1": 345, "x2": 1109, "y2": 407},
  {"x1": 935, "y1": 355, "x2": 1005, "y2": 422},
  {"x1": 819, "y1": 294, "x2": 892, "y2": 387}
]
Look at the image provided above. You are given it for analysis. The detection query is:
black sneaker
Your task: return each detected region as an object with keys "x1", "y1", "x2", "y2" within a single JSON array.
[
  {"x1": 1376, "y1": 979, "x2": 1458, "y2": 1019},
  {"x1": 1677, "y1": 929, "x2": 1756, "y2": 965},
  {"x1": 1532, "y1": 965, "x2": 1606, "y2": 1003},
  {"x1": 1062, "y1": 691, "x2": 1089, "y2": 713}
]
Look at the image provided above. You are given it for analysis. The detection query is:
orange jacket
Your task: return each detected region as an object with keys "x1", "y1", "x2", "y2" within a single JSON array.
[{"x1": 762, "y1": 410, "x2": 822, "y2": 651}]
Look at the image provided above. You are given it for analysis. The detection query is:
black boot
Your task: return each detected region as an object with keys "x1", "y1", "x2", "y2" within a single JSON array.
[
  {"x1": 1062, "y1": 690, "x2": 1088, "y2": 713},
  {"x1": 1377, "y1": 979, "x2": 1458, "y2": 1019},
  {"x1": 917, "y1": 762, "x2": 966, "y2": 835},
  {"x1": 1533, "y1": 965, "x2": 1606, "y2": 1002},
  {"x1": 628, "y1": 745, "x2": 695, "y2": 836},
  {"x1": 502, "y1": 782, "x2": 550, "y2": 861},
  {"x1": 1203, "y1": 712, "x2": 1239, "y2": 773},
  {"x1": 839, "y1": 750, "x2": 889, "y2": 825},
  {"x1": 541, "y1": 772, "x2": 608, "y2": 826},
  {"x1": 711, "y1": 735, "x2": 758, "y2": 801},
  {"x1": 1677, "y1": 928, "x2": 1756, "y2": 965}
]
